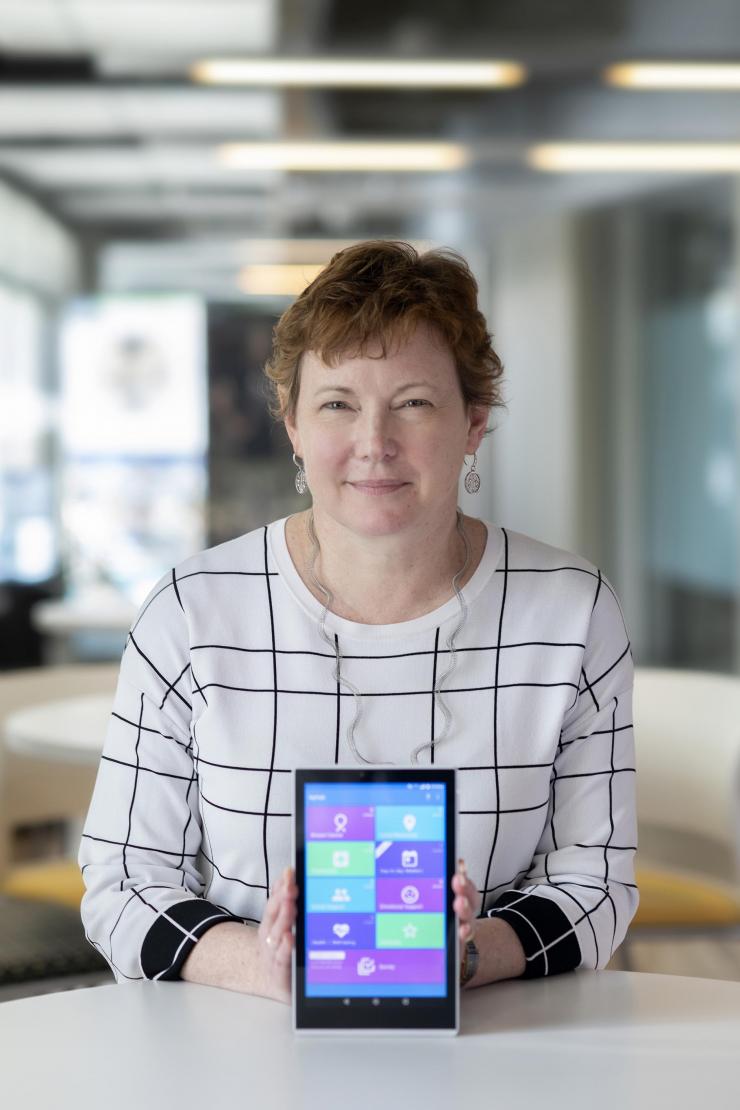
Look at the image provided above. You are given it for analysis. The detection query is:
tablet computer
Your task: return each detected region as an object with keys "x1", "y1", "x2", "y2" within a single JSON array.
[{"x1": 292, "y1": 766, "x2": 459, "y2": 1035}]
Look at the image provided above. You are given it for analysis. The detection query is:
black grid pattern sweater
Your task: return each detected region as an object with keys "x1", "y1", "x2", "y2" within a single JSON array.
[{"x1": 78, "y1": 516, "x2": 638, "y2": 983}]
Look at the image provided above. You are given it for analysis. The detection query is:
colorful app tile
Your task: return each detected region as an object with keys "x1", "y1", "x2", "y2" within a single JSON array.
[
  {"x1": 307, "y1": 841, "x2": 375, "y2": 877},
  {"x1": 376, "y1": 913, "x2": 445, "y2": 949},
  {"x1": 307, "y1": 948, "x2": 445, "y2": 985},
  {"x1": 306, "y1": 876, "x2": 375, "y2": 914},
  {"x1": 306, "y1": 913, "x2": 375, "y2": 950},
  {"x1": 375, "y1": 805, "x2": 444, "y2": 842},
  {"x1": 376, "y1": 877, "x2": 445, "y2": 913},
  {"x1": 374, "y1": 840, "x2": 445, "y2": 876},
  {"x1": 305, "y1": 805, "x2": 375, "y2": 841}
]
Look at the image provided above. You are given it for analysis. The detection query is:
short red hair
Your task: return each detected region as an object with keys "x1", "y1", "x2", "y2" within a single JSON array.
[{"x1": 264, "y1": 240, "x2": 505, "y2": 426}]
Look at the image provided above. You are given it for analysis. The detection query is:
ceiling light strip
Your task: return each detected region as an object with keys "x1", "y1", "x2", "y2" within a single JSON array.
[
  {"x1": 528, "y1": 143, "x2": 740, "y2": 172},
  {"x1": 237, "y1": 264, "x2": 326, "y2": 296},
  {"x1": 218, "y1": 141, "x2": 469, "y2": 172},
  {"x1": 192, "y1": 58, "x2": 526, "y2": 88},
  {"x1": 605, "y1": 62, "x2": 740, "y2": 90}
]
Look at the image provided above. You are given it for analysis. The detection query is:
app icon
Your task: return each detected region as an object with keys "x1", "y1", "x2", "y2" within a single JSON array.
[
  {"x1": 332, "y1": 849, "x2": 350, "y2": 869},
  {"x1": 401, "y1": 849, "x2": 418, "y2": 868},
  {"x1": 401, "y1": 885, "x2": 420, "y2": 905},
  {"x1": 333, "y1": 813, "x2": 348, "y2": 833},
  {"x1": 331, "y1": 887, "x2": 351, "y2": 903},
  {"x1": 357, "y1": 957, "x2": 376, "y2": 977},
  {"x1": 332, "y1": 923, "x2": 350, "y2": 939},
  {"x1": 402, "y1": 923, "x2": 418, "y2": 939},
  {"x1": 402, "y1": 814, "x2": 417, "y2": 832}
]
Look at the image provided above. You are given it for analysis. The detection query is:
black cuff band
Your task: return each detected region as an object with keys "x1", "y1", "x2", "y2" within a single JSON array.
[
  {"x1": 140, "y1": 898, "x2": 241, "y2": 981},
  {"x1": 487, "y1": 890, "x2": 581, "y2": 978}
]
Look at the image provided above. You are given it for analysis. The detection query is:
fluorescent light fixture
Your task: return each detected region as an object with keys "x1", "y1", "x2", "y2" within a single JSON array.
[
  {"x1": 237, "y1": 263, "x2": 325, "y2": 296},
  {"x1": 192, "y1": 58, "x2": 526, "y2": 88},
  {"x1": 605, "y1": 62, "x2": 740, "y2": 90},
  {"x1": 218, "y1": 141, "x2": 469, "y2": 172},
  {"x1": 528, "y1": 143, "x2": 740, "y2": 172}
]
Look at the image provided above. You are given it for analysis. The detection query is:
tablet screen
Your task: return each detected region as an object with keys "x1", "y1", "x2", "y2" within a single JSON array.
[{"x1": 293, "y1": 768, "x2": 458, "y2": 1033}]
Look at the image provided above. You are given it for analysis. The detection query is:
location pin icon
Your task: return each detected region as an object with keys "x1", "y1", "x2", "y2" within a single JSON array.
[{"x1": 334, "y1": 812, "x2": 348, "y2": 833}]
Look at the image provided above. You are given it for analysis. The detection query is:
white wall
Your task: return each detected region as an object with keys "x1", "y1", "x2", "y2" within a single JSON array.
[
  {"x1": 486, "y1": 213, "x2": 583, "y2": 555},
  {"x1": 0, "y1": 179, "x2": 81, "y2": 299}
]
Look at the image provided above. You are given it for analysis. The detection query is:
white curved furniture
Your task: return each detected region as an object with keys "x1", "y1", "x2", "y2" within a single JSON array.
[
  {"x1": 4, "y1": 694, "x2": 113, "y2": 766},
  {"x1": 634, "y1": 667, "x2": 740, "y2": 875}
]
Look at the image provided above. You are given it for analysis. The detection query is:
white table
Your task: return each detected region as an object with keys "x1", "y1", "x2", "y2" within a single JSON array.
[
  {"x1": 4, "y1": 694, "x2": 111, "y2": 765},
  {"x1": 2, "y1": 971, "x2": 739, "y2": 1108},
  {"x1": 31, "y1": 593, "x2": 135, "y2": 664}
]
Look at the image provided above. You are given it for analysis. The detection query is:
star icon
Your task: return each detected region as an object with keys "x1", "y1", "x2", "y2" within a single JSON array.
[{"x1": 402, "y1": 924, "x2": 418, "y2": 939}]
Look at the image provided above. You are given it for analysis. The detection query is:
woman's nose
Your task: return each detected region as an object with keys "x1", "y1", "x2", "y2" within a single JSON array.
[{"x1": 354, "y1": 411, "x2": 397, "y2": 461}]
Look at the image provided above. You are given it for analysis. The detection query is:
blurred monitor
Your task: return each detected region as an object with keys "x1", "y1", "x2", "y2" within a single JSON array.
[{"x1": 58, "y1": 294, "x2": 208, "y2": 605}]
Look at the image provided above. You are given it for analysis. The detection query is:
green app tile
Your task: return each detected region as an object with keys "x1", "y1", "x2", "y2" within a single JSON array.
[
  {"x1": 306, "y1": 841, "x2": 376, "y2": 877},
  {"x1": 376, "y1": 913, "x2": 445, "y2": 949}
]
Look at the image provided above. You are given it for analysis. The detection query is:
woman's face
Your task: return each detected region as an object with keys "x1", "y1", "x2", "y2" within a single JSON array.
[{"x1": 284, "y1": 320, "x2": 488, "y2": 539}]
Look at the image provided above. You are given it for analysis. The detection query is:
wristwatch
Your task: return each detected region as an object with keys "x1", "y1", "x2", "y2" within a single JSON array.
[{"x1": 460, "y1": 935, "x2": 480, "y2": 987}]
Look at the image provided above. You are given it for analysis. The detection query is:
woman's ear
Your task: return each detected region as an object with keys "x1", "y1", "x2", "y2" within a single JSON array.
[
  {"x1": 465, "y1": 404, "x2": 489, "y2": 454},
  {"x1": 283, "y1": 410, "x2": 302, "y2": 459}
]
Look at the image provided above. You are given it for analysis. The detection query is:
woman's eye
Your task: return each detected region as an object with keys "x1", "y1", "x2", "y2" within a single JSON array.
[
  {"x1": 321, "y1": 400, "x2": 349, "y2": 410},
  {"x1": 402, "y1": 399, "x2": 430, "y2": 407}
]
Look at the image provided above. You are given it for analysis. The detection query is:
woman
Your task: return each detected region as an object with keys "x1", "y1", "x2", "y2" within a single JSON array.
[{"x1": 79, "y1": 241, "x2": 637, "y2": 1003}]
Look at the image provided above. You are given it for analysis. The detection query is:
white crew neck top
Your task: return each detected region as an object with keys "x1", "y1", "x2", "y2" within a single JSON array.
[
  {"x1": 79, "y1": 516, "x2": 638, "y2": 986},
  {"x1": 269, "y1": 515, "x2": 504, "y2": 640}
]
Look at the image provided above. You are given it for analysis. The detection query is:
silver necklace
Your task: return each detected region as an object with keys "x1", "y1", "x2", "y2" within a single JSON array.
[{"x1": 305, "y1": 509, "x2": 471, "y2": 766}]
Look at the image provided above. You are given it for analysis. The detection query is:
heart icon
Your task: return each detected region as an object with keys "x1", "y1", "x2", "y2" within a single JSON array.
[
  {"x1": 333, "y1": 923, "x2": 350, "y2": 939},
  {"x1": 402, "y1": 814, "x2": 416, "y2": 831}
]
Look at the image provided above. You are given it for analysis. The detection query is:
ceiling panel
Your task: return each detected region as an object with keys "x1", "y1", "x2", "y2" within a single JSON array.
[
  {"x1": 0, "y1": 0, "x2": 277, "y2": 56},
  {"x1": 0, "y1": 87, "x2": 282, "y2": 137},
  {"x1": 0, "y1": 143, "x2": 281, "y2": 187},
  {"x1": 0, "y1": 2, "x2": 74, "y2": 51}
]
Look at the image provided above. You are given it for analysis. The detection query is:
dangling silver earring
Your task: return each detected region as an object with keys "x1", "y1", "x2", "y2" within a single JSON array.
[
  {"x1": 464, "y1": 452, "x2": 480, "y2": 494},
  {"x1": 293, "y1": 452, "x2": 308, "y2": 494}
]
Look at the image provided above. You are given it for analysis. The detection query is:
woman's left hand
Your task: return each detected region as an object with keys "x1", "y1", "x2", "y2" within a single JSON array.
[{"x1": 452, "y1": 858, "x2": 481, "y2": 952}]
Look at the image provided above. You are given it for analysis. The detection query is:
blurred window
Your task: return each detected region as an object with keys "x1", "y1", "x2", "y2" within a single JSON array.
[
  {"x1": 641, "y1": 189, "x2": 738, "y2": 670},
  {"x1": 0, "y1": 283, "x2": 56, "y2": 584}
]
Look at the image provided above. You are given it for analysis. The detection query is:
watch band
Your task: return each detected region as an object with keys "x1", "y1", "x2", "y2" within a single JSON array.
[{"x1": 460, "y1": 935, "x2": 480, "y2": 986}]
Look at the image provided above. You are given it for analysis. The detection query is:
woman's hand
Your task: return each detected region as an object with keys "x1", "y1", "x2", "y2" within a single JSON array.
[
  {"x1": 452, "y1": 858, "x2": 481, "y2": 958},
  {"x1": 257, "y1": 866, "x2": 298, "y2": 1004}
]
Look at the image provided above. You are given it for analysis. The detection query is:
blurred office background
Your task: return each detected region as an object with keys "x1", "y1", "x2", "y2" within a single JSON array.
[{"x1": 1, "y1": 0, "x2": 739, "y2": 998}]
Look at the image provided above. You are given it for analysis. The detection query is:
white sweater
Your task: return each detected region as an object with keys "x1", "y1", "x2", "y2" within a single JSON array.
[{"x1": 79, "y1": 516, "x2": 638, "y2": 983}]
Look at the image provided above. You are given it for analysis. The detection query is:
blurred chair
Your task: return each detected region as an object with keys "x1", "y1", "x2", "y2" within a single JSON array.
[
  {"x1": 623, "y1": 666, "x2": 740, "y2": 964},
  {"x1": 0, "y1": 665, "x2": 117, "y2": 991}
]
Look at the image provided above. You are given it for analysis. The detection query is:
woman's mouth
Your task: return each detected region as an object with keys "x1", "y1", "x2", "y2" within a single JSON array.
[{"x1": 348, "y1": 480, "x2": 409, "y2": 495}]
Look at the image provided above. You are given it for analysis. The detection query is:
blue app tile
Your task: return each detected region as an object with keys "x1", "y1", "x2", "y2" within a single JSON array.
[{"x1": 375, "y1": 805, "x2": 444, "y2": 842}]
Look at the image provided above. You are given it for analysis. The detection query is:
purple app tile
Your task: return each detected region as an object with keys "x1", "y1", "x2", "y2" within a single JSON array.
[
  {"x1": 305, "y1": 805, "x2": 375, "y2": 840},
  {"x1": 306, "y1": 914, "x2": 376, "y2": 950},
  {"x1": 374, "y1": 840, "x2": 444, "y2": 877},
  {"x1": 376, "y1": 878, "x2": 445, "y2": 912},
  {"x1": 307, "y1": 948, "x2": 445, "y2": 985}
]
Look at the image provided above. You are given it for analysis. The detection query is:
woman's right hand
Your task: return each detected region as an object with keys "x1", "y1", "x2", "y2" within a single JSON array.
[{"x1": 257, "y1": 866, "x2": 298, "y2": 1004}]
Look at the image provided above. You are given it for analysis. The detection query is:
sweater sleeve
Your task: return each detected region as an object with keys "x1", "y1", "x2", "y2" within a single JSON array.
[
  {"x1": 486, "y1": 570, "x2": 639, "y2": 977},
  {"x1": 78, "y1": 568, "x2": 242, "y2": 983}
]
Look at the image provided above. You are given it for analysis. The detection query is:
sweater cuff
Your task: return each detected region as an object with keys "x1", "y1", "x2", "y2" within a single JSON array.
[
  {"x1": 486, "y1": 890, "x2": 581, "y2": 978},
  {"x1": 140, "y1": 898, "x2": 241, "y2": 981}
]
